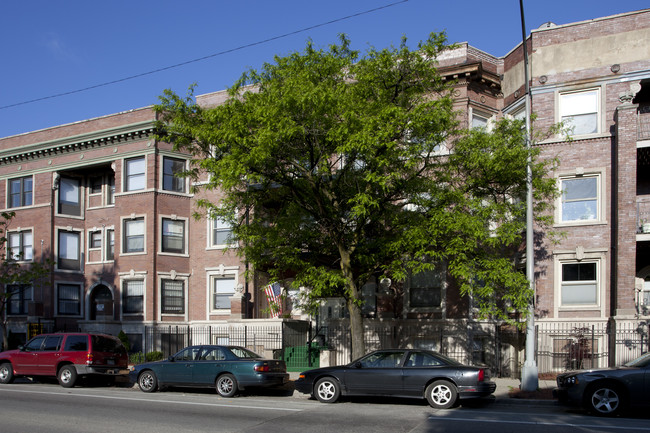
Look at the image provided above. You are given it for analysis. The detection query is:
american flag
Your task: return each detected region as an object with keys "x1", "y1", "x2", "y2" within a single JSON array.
[{"x1": 264, "y1": 282, "x2": 282, "y2": 318}]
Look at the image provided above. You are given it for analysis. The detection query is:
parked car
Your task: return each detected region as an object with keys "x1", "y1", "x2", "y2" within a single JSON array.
[
  {"x1": 555, "y1": 351, "x2": 650, "y2": 416},
  {"x1": 294, "y1": 348, "x2": 496, "y2": 408},
  {"x1": 130, "y1": 345, "x2": 289, "y2": 397},
  {"x1": 0, "y1": 332, "x2": 129, "y2": 388}
]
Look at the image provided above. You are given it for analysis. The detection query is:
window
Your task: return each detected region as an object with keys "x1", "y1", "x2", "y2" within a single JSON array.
[
  {"x1": 125, "y1": 157, "x2": 145, "y2": 191},
  {"x1": 106, "y1": 229, "x2": 115, "y2": 260},
  {"x1": 213, "y1": 276, "x2": 236, "y2": 310},
  {"x1": 211, "y1": 215, "x2": 234, "y2": 247},
  {"x1": 89, "y1": 231, "x2": 102, "y2": 249},
  {"x1": 123, "y1": 218, "x2": 144, "y2": 253},
  {"x1": 89, "y1": 176, "x2": 103, "y2": 194},
  {"x1": 162, "y1": 218, "x2": 185, "y2": 254},
  {"x1": 643, "y1": 277, "x2": 650, "y2": 313},
  {"x1": 123, "y1": 280, "x2": 144, "y2": 314},
  {"x1": 108, "y1": 177, "x2": 115, "y2": 204},
  {"x1": 471, "y1": 113, "x2": 489, "y2": 129},
  {"x1": 58, "y1": 177, "x2": 81, "y2": 216},
  {"x1": 58, "y1": 230, "x2": 80, "y2": 270},
  {"x1": 163, "y1": 157, "x2": 186, "y2": 193},
  {"x1": 560, "y1": 89, "x2": 599, "y2": 135},
  {"x1": 561, "y1": 262, "x2": 598, "y2": 306},
  {"x1": 161, "y1": 279, "x2": 185, "y2": 314},
  {"x1": 409, "y1": 264, "x2": 444, "y2": 309},
  {"x1": 7, "y1": 284, "x2": 32, "y2": 315},
  {"x1": 560, "y1": 176, "x2": 598, "y2": 222},
  {"x1": 43, "y1": 335, "x2": 62, "y2": 351},
  {"x1": 9, "y1": 176, "x2": 33, "y2": 208},
  {"x1": 64, "y1": 335, "x2": 87, "y2": 351},
  {"x1": 58, "y1": 284, "x2": 81, "y2": 315},
  {"x1": 8, "y1": 230, "x2": 33, "y2": 261}
]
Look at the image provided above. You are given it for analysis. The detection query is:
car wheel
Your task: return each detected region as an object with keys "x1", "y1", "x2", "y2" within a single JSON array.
[
  {"x1": 216, "y1": 373, "x2": 238, "y2": 397},
  {"x1": 587, "y1": 384, "x2": 624, "y2": 416},
  {"x1": 314, "y1": 377, "x2": 341, "y2": 403},
  {"x1": 0, "y1": 363, "x2": 14, "y2": 384},
  {"x1": 58, "y1": 365, "x2": 78, "y2": 388},
  {"x1": 138, "y1": 370, "x2": 158, "y2": 393},
  {"x1": 425, "y1": 380, "x2": 458, "y2": 409}
]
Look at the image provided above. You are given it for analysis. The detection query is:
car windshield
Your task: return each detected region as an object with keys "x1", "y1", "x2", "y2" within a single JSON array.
[
  {"x1": 229, "y1": 347, "x2": 262, "y2": 359},
  {"x1": 624, "y1": 352, "x2": 650, "y2": 367}
]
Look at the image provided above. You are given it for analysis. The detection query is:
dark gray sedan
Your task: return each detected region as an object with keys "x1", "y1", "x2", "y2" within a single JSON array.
[
  {"x1": 294, "y1": 349, "x2": 496, "y2": 408},
  {"x1": 555, "y1": 352, "x2": 650, "y2": 416},
  {"x1": 129, "y1": 345, "x2": 289, "y2": 397}
]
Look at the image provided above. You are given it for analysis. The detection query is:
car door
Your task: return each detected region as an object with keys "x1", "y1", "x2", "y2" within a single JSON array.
[
  {"x1": 401, "y1": 351, "x2": 448, "y2": 396},
  {"x1": 160, "y1": 347, "x2": 201, "y2": 385},
  {"x1": 192, "y1": 347, "x2": 226, "y2": 385},
  {"x1": 36, "y1": 335, "x2": 63, "y2": 375},
  {"x1": 11, "y1": 335, "x2": 46, "y2": 375},
  {"x1": 343, "y1": 350, "x2": 406, "y2": 395}
]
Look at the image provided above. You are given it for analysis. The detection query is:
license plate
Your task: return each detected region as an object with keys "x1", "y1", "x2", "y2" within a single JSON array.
[{"x1": 107, "y1": 359, "x2": 115, "y2": 365}]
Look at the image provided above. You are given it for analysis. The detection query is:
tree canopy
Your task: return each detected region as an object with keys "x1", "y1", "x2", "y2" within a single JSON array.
[{"x1": 154, "y1": 33, "x2": 556, "y2": 359}]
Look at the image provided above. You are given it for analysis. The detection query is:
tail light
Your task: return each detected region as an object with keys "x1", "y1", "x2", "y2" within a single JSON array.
[
  {"x1": 86, "y1": 353, "x2": 94, "y2": 365},
  {"x1": 478, "y1": 369, "x2": 485, "y2": 382},
  {"x1": 254, "y1": 363, "x2": 270, "y2": 372}
]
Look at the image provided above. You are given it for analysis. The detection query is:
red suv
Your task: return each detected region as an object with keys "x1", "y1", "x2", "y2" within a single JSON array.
[{"x1": 0, "y1": 333, "x2": 129, "y2": 387}]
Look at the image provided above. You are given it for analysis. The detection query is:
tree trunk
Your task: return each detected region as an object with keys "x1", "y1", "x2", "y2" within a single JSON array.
[{"x1": 338, "y1": 246, "x2": 365, "y2": 359}]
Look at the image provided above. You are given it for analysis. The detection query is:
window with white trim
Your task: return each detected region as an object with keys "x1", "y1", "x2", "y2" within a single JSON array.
[
  {"x1": 212, "y1": 276, "x2": 236, "y2": 310},
  {"x1": 123, "y1": 280, "x2": 144, "y2": 314},
  {"x1": 123, "y1": 218, "x2": 145, "y2": 253},
  {"x1": 561, "y1": 261, "x2": 598, "y2": 306},
  {"x1": 106, "y1": 229, "x2": 115, "y2": 260},
  {"x1": 162, "y1": 156, "x2": 186, "y2": 193},
  {"x1": 8, "y1": 230, "x2": 33, "y2": 261},
  {"x1": 125, "y1": 157, "x2": 146, "y2": 191},
  {"x1": 162, "y1": 218, "x2": 185, "y2": 254},
  {"x1": 57, "y1": 283, "x2": 81, "y2": 315},
  {"x1": 560, "y1": 176, "x2": 599, "y2": 222},
  {"x1": 161, "y1": 279, "x2": 185, "y2": 314},
  {"x1": 210, "y1": 215, "x2": 234, "y2": 247},
  {"x1": 559, "y1": 89, "x2": 599, "y2": 135}
]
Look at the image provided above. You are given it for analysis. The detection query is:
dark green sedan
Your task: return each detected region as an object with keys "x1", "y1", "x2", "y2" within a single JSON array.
[{"x1": 130, "y1": 345, "x2": 289, "y2": 397}]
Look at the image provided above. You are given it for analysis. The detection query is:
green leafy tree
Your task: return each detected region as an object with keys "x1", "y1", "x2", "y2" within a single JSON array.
[
  {"x1": 1, "y1": 211, "x2": 51, "y2": 350},
  {"x1": 154, "y1": 33, "x2": 556, "y2": 359}
]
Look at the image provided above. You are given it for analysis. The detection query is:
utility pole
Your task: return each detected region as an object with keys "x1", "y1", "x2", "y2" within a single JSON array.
[{"x1": 519, "y1": 0, "x2": 539, "y2": 392}]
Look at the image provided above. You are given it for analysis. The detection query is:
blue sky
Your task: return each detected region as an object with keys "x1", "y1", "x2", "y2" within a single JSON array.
[{"x1": 1, "y1": 0, "x2": 648, "y2": 138}]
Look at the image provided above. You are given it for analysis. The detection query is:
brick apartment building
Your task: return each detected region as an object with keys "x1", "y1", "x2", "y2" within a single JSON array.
[{"x1": 1, "y1": 9, "x2": 649, "y2": 373}]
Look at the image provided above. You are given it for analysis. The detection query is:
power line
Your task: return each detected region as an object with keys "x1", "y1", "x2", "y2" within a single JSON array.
[{"x1": 0, "y1": 1, "x2": 409, "y2": 110}]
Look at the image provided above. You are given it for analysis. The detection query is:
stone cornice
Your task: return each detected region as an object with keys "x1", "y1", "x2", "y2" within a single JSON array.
[{"x1": 0, "y1": 120, "x2": 156, "y2": 165}]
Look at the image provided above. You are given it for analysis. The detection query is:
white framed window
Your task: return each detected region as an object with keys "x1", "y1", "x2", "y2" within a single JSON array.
[
  {"x1": 123, "y1": 279, "x2": 144, "y2": 314},
  {"x1": 89, "y1": 230, "x2": 102, "y2": 249},
  {"x1": 161, "y1": 217, "x2": 186, "y2": 255},
  {"x1": 125, "y1": 157, "x2": 146, "y2": 191},
  {"x1": 57, "y1": 283, "x2": 82, "y2": 316},
  {"x1": 559, "y1": 88, "x2": 599, "y2": 136},
  {"x1": 57, "y1": 229, "x2": 81, "y2": 271},
  {"x1": 561, "y1": 261, "x2": 598, "y2": 306},
  {"x1": 122, "y1": 217, "x2": 145, "y2": 254},
  {"x1": 559, "y1": 174, "x2": 600, "y2": 223},
  {"x1": 213, "y1": 276, "x2": 236, "y2": 310},
  {"x1": 210, "y1": 214, "x2": 234, "y2": 248},
  {"x1": 162, "y1": 156, "x2": 186, "y2": 193},
  {"x1": 8, "y1": 229, "x2": 33, "y2": 261},
  {"x1": 161, "y1": 279, "x2": 185, "y2": 315}
]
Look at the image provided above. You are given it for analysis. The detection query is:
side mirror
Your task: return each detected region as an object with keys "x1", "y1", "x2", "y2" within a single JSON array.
[
  {"x1": 18, "y1": 345, "x2": 25, "y2": 351},
  {"x1": 168, "y1": 356, "x2": 175, "y2": 362},
  {"x1": 354, "y1": 361, "x2": 362, "y2": 369}
]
